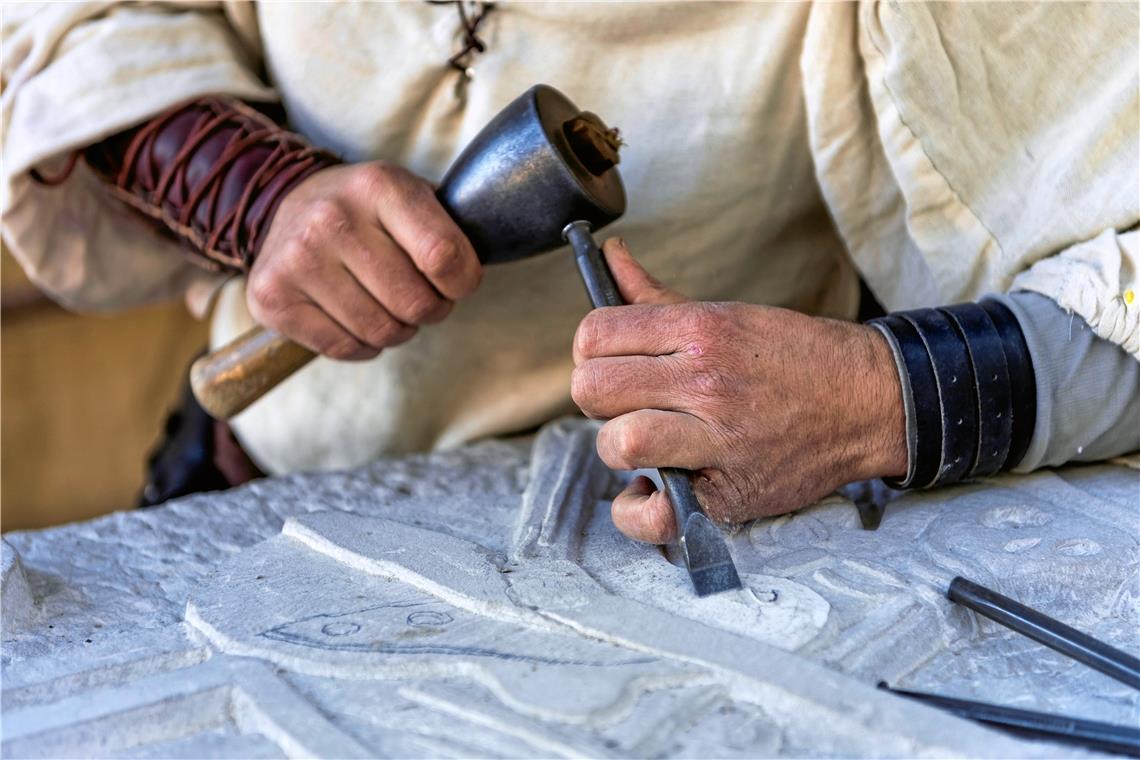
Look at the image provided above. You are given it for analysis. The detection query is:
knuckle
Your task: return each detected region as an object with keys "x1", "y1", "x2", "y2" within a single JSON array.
[
  {"x1": 570, "y1": 364, "x2": 603, "y2": 408},
  {"x1": 683, "y1": 303, "x2": 725, "y2": 345},
  {"x1": 301, "y1": 199, "x2": 351, "y2": 246},
  {"x1": 613, "y1": 420, "x2": 648, "y2": 465},
  {"x1": 404, "y1": 292, "x2": 447, "y2": 324},
  {"x1": 247, "y1": 275, "x2": 290, "y2": 317},
  {"x1": 360, "y1": 317, "x2": 405, "y2": 349},
  {"x1": 596, "y1": 421, "x2": 628, "y2": 469},
  {"x1": 354, "y1": 161, "x2": 391, "y2": 189},
  {"x1": 574, "y1": 314, "x2": 601, "y2": 360},
  {"x1": 691, "y1": 365, "x2": 733, "y2": 398},
  {"x1": 281, "y1": 240, "x2": 320, "y2": 273},
  {"x1": 355, "y1": 161, "x2": 411, "y2": 197},
  {"x1": 370, "y1": 162, "x2": 422, "y2": 200}
]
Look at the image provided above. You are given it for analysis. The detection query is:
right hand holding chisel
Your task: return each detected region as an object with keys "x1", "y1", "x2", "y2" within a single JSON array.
[{"x1": 570, "y1": 237, "x2": 908, "y2": 545}]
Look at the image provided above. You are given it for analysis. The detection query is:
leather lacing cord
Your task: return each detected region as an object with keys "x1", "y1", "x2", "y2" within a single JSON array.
[
  {"x1": 29, "y1": 152, "x2": 81, "y2": 186},
  {"x1": 426, "y1": 0, "x2": 495, "y2": 97}
]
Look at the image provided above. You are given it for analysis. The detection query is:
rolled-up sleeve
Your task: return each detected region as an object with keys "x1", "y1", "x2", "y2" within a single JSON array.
[{"x1": 1, "y1": 2, "x2": 275, "y2": 313}]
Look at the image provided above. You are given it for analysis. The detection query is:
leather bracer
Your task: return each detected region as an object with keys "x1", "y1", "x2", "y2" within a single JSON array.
[{"x1": 80, "y1": 97, "x2": 341, "y2": 273}]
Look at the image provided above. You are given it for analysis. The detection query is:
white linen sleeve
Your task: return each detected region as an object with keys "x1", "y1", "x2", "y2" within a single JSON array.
[
  {"x1": 1012, "y1": 229, "x2": 1140, "y2": 360},
  {"x1": 1, "y1": 3, "x2": 276, "y2": 313}
]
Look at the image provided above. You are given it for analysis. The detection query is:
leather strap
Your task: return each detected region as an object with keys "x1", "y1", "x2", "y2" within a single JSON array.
[
  {"x1": 901, "y1": 309, "x2": 978, "y2": 486},
  {"x1": 941, "y1": 303, "x2": 1013, "y2": 477},
  {"x1": 873, "y1": 315, "x2": 943, "y2": 489},
  {"x1": 870, "y1": 299, "x2": 1038, "y2": 489},
  {"x1": 980, "y1": 299, "x2": 1037, "y2": 469}
]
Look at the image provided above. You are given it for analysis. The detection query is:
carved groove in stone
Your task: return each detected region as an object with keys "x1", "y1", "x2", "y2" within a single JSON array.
[
  {"x1": 1, "y1": 658, "x2": 369, "y2": 758},
  {"x1": 512, "y1": 419, "x2": 614, "y2": 563}
]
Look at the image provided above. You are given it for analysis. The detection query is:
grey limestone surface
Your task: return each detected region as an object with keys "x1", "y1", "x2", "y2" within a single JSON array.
[{"x1": 2, "y1": 417, "x2": 1138, "y2": 757}]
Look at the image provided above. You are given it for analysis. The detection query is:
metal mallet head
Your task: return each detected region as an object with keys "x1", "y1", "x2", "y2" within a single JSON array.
[{"x1": 440, "y1": 84, "x2": 627, "y2": 263}]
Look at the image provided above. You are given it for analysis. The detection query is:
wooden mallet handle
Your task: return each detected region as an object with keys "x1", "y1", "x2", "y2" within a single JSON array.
[{"x1": 190, "y1": 327, "x2": 315, "y2": 420}]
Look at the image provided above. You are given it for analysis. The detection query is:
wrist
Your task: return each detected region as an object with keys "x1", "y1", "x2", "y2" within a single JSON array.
[{"x1": 848, "y1": 323, "x2": 909, "y2": 480}]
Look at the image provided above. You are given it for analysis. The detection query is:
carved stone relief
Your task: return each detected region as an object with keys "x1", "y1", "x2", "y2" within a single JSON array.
[{"x1": 2, "y1": 419, "x2": 1135, "y2": 756}]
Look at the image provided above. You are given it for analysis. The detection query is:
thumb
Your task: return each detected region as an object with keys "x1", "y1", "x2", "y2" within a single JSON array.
[
  {"x1": 601, "y1": 238, "x2": 688, "y2": 305},
  {"x1": 611, "y1": 475, "x2": 678, "y2": 544}
]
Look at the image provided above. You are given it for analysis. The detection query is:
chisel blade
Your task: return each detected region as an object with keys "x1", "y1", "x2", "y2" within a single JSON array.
[{"x1": 679, "y1": 512, "x2": 743, "y2": 597}]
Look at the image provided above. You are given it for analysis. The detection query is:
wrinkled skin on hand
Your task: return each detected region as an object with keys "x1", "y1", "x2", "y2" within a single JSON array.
[
  {"x1": 571, "y1": 239, "x2": 908, "y2": 544},
  {"x1": 249, "y1": 161, "x2": 481, "y2": 360}
]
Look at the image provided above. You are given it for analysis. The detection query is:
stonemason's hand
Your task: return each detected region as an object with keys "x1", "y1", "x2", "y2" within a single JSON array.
[
  {"x1": 249, "y1": 162, "x2": 481, "y2": 360},
  {"x1": 571, "y1": 238, "x2": 908, "y2": 544}
]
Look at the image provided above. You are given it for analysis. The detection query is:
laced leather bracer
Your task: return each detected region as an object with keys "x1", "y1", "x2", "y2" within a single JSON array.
[{"x1": 73, "y1": 97, "x2": 341, "y2": 272}]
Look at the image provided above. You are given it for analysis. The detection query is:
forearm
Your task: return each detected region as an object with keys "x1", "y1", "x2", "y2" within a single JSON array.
[{"x1": 2, "y1": 3, "x2": 286, "y2": 312}]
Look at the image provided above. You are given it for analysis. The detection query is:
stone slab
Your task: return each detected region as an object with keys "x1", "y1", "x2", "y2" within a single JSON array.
[{"x1": 2, "y1": 418, "x2": 1137, "y2": 756}]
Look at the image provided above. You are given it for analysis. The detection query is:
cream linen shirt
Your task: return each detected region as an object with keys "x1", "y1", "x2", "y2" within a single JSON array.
[{"x1": 3, "y1": 2, "x2": 1136, "y2": 474}]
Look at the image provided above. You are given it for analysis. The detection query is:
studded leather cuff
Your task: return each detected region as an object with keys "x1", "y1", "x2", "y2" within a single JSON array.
[
  {"x1": 869, "y1": 299, "x2": 1037, "y2": 489},
  {"x1": 77, "y1": 97, "x2": 341, "y2": 273}
]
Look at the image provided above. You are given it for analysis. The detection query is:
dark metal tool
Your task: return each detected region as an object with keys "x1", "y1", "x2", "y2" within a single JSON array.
[
  {"x1": 562, "y1": 221, "x2": 743, "y2": 597},
  {"x1": 949, "y1": 576, "x2": 1140, "y2": 690},
  {"x1": 878, "y1": 683, "x2": 1140, "y2": 756},
  {"x1": 192, "y1": 84, "x2": 626, "y2": 419}
]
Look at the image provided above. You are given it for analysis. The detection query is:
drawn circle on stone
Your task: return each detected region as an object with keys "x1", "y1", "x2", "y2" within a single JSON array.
[
  {"x1": 321, "y1": 621, "x2": 362, "y2": 637},
  {"x1": 407, "y1": 610, "x2": 453, "y2": 628}
]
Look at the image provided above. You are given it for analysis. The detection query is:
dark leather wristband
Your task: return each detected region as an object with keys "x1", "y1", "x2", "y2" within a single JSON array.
[
  {"x1": 872, "y1": 314, "x2": 943, "y2": 489},
  {"x1": 940, "y1": 303, "x2": 1013, "y2": 477},
  {"x1": 980, "y1": 299, "x2": 1037, "y2": 469},
  {"x1": 871, "y1": 299, "x2": 1038, "y2": 490},
  {"x1": 80, "y1": 97, "x2": 341, "y2": 273}
]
